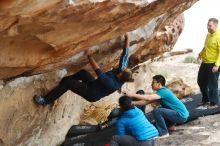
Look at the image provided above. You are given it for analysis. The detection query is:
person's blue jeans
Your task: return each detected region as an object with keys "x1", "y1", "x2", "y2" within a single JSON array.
[
  {"x1": 153, "y1": 108, "x2": 187, "y2": 136},
  {"x1": 197, "y1": 63, "x2": 220, "y2": 105}
]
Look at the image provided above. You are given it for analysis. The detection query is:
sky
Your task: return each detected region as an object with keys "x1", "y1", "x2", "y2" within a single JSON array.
[{"x1": 173, "y1": 0, "x2": 220, "y2": 53}]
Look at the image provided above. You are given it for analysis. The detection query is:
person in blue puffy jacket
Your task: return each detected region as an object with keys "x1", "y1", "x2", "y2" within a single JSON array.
[{"x1": 110, "y1": 96, "x2": 158, "y2": 146}]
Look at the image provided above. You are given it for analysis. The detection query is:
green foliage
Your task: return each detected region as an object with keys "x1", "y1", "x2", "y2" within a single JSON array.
[{"x1": 183, "y1": 55, "x2": 199, "y2": 64}]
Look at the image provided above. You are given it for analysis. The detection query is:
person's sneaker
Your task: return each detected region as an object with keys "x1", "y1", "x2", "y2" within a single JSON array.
[
  {"x1": 33, "y1": 95, "x2": 46, "y2": 105},
  {"x1": 197, "y1": 101, "x2": 209, "y2": 106},
  {"x1": 207, "y1": 103, "x2": 218, "y2": 109},
  {"x1": 157, "y1": 133, "x2": 169, "y2": 139},
  {"x1": 168, "y1": 126, "x2": 177, "y2": 132}
]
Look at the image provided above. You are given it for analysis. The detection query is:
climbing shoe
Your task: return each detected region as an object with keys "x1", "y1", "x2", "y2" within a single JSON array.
[{"x1": 33, "y1": 95, "x2": 46, "y2": 105}]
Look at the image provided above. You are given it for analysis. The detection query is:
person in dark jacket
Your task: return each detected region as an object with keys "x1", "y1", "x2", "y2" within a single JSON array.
[
  {"x1": 33, "y1": 34, "x2": 134, "y2": 105},
  {"x1": 109, "y1": 96, "x2": 158, "y2": 146}
]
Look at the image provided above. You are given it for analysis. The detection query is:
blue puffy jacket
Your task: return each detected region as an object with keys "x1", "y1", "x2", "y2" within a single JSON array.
[{"x1": 116, "y1": 106, "x2": 159, "y2": 141}]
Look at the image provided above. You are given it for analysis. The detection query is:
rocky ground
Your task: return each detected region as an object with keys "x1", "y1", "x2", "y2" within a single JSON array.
[{"x1": 156, "y1": 114, "x2": 220, "y2": 146}]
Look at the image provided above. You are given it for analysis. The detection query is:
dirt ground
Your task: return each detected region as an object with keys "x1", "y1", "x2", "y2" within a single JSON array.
[{"x1": 156, "y1": 114, "x2": 220, "y2": 146}]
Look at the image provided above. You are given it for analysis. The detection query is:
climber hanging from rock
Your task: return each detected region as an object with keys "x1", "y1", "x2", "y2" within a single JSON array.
[{"x1": 33, "y1": 33, "x2": 134, "y2": 105}]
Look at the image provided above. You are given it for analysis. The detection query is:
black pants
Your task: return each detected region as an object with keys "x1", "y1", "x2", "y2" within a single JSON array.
[
  {"x1": 44, "y1": 69, "x2": 96, "y2": 103},
  {"x1": 110, "y1": 135, "x2": 155, "y2": 146},
  {"x1": 197, "y1": 63, "x2": 220, "y2": 105}
]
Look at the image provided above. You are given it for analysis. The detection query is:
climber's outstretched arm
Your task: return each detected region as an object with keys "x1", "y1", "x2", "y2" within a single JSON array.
[{"x1": 85, "y1": 49, "x2": 100, "y2": 72}]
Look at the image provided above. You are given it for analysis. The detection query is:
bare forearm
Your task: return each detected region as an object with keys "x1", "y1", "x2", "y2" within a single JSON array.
[
  {"x1": 127, "y1": 92, "x2": 160, "y2": 101},
  {"x1": 125, "y1": 34, "x2": 129, "y2": 48},
  {"x1": 132, "y1": 100, "x2": 149, "y2": 106},
  {"x1": 87, "y1": 55, "x2": 100, "y2": 71},
  {"x1": 130, "y1": 93, "x2": 148, "y2": 101}
]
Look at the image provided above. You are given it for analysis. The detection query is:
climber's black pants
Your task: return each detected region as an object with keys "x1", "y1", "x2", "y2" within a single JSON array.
[{"x1": 44, "y1": 69, "x2": 95, "y2": 103}]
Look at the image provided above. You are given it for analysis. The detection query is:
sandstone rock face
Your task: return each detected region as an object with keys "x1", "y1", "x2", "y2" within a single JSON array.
[
  {"x1": 167, "y1": 78, "x2": 193, "y2": 99},
  {"x1": 0, "y1": 0, "x2": 198, "y2": 146},
  {"x1": 0, "y1": 0, "x2": 197, "y2": 80},
  {"x1": 0, "y1": 70, "x2": 90, "y2": 146}
]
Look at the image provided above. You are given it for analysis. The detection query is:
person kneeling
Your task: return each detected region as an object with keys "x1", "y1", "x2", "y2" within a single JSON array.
[{"x1": 109, "y1": 96, "x2": 158, "y2": 146}]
